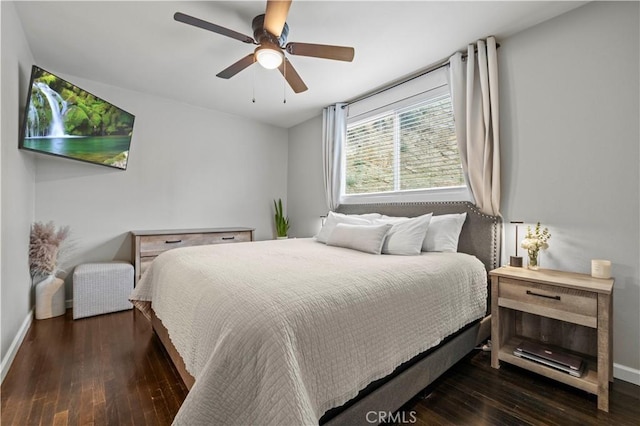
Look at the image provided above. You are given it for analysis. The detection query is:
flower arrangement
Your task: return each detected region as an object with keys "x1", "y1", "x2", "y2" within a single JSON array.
[
  {"x1": 29, "y1": 221, "x2": 70, "y2": 280},
  {"x1": 520, "y1": 222, "x2": 550, "y2": 270}
]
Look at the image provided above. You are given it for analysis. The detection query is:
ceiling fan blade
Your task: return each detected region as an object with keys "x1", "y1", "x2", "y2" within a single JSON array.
[
  {"x1": 278, "y1": 58, "x2": 308, "y2": 93},
  {"x1": 264, "y1": 0, "x2": 292, "y2": 38},
  {"x1": 216, "y1": 54, "x2": 255, "y2": 79},
  {"x1": 174, "y1": 12, "x2": 255, "y2": 44},
  {"x1": 286, "y1": 42, "x2": 355, "y2": 62}
]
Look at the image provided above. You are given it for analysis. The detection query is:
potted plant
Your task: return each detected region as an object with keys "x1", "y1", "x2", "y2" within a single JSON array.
[{"x1": 273, "y1": 198, "x2": 290, "y2": 239}]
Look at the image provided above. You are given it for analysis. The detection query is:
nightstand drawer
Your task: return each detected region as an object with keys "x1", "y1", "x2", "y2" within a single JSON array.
[{"x1": 499, "y1": 278, "x2": 597, "y2": 318}]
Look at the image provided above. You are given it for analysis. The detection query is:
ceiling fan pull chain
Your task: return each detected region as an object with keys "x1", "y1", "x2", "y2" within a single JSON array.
[
  {"x1": 252, "y1": 66, "x2": 256, "y2": 103},
  {"x1": 283, "y1": 61, "x2": 287, "y2": 104}
]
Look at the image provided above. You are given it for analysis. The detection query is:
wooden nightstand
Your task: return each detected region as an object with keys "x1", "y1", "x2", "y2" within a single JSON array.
[{"x1": 489, "y1": 266, "x2": 614, "y2": 412}]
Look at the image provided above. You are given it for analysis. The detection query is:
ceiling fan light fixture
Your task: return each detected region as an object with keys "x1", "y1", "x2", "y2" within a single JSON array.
[
  {"x1": 175, "y1": 0, "x2": 354, "y2": 93},
  {"x1": 255, "y1": 45, "x2": 284, "y2": 69}
]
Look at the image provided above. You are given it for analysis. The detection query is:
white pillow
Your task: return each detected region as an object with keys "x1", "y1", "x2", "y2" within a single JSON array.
[
  {"x1": 379, "y1": 214, "x2": 408, "y2": 222},
  {"x1": 326, "y1": 223, "x2": 393, "y2": 254},
  {"x1": 315, "y1": 211, "x2": 379, "y2": 243},
  {"x1": 376, "y1": 213, "x2": 433, "y2": 256},
  {"x1": 422, "y1": 213, "x2": 467, "y2": 252},
  {"x1": 341, "y1": 212, "x2": 383, "y2": 220}
]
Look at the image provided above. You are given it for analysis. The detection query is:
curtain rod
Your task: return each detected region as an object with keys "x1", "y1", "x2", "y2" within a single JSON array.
[
  {"x1": 345, "y1": 59, "x2": 449, "y2": 107},
  {"x1": 345, "y1": 42, "x2": 500, "y2": 108}
]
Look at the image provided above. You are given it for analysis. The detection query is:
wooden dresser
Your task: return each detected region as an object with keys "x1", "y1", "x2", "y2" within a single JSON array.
[
  {"x1": 489, "y1": 266, "x2": 614, "y2": 411},
  {"x1": 130, "y1": 227, "x2": 254, "y2": 284}
]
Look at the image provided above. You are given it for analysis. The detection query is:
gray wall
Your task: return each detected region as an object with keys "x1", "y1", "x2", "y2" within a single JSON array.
[
  {"x1": 499, "y1": 0, "x2": 639, "y2": 381},
  {"x1": 1, "y1": 1, "x2": 37, "y2": 373},
  {"x1": 34, "y1": 75, "x2": 289, "y2": 297},
  {"x1": 287, "y1": 1, "x2": 640, "y2": 382},
  {"x1": 287, "y1": 115, "x2": 326, "y2": 238}
]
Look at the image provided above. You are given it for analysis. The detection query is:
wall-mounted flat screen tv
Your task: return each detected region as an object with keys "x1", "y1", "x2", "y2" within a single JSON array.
[{"x1": 19, "y1": 65, "x2": 135, "y2": 170}]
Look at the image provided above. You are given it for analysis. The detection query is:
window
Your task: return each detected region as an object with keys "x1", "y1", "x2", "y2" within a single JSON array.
[{"x1": 341, "y1": 67, "x2": 468, "y2": 204}]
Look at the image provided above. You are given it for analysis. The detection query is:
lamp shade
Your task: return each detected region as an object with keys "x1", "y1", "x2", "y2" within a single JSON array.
[{"x1": 255, "y1": 45, "x2": 283, "y2": 69}]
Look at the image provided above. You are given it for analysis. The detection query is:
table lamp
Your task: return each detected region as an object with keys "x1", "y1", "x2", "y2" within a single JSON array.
[{"x1": 510, "y1": 221, "x2": 523, "y2": 267}]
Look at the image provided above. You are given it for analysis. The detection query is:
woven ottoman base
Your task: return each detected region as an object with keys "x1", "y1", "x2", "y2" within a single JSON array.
[{"x1": 73, "y1": 261, "x2": 134, "y2": 319}]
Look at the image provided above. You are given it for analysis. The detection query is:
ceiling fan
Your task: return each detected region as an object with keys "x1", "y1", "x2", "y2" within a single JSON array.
[{"x1": 174, "y1": 0, "x2": 355, "y2": 93}]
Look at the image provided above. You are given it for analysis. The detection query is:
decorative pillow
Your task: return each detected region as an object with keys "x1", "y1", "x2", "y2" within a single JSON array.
[
  {"x1": 315, "y1": 211, "x2": 379, "y2": 243},
  {"x1": 422, "y1": 212, "x2": 467, "y2": 252},
  {"x1": 375, "y1": 213, "x2": 433, "y2": 256},
  {"x1": 326, "y1": 223, "x2": 393, "y2": 254}
]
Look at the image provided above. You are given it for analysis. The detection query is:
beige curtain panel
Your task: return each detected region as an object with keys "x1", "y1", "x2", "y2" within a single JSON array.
[
  {"x1": 322, "y1": 103, "x2": 348, "y2": 211},
  {"x1": 449, "y1": 37, "x2": 501, "y2": 216}
]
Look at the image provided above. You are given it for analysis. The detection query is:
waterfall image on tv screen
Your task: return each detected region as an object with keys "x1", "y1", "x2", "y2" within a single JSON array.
[{"x1": 19, "y1": 66, "x2": 135, "y2": 170}]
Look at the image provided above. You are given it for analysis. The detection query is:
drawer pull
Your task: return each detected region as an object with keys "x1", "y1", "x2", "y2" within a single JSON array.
[
  {"x1": 221, "y1": 236, "x2": 235, "y2": 240},
  {"x1": 165, "y1": 239, "x2": 182, "y2": 244},
  {"x1": 526, "y1": 290, "x2": 561, "y2": 301}
]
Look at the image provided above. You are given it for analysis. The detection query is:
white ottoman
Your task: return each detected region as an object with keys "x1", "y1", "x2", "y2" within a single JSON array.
[{"x1": 73, "y1": 261, "x2": 134, "y2": 319}]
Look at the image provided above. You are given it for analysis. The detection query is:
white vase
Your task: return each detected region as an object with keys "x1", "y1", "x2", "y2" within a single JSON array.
[
  {"x1": 276, "y1": 236, "x2": 288, "y2": 240},
  {"x1": 35, "y1": 275, "x2": 66, "y2": 319}
]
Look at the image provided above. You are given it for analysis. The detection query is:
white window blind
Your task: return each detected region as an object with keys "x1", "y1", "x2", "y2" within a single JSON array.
[{"x1": 343, "y1": 67, "x2": 466, "y2": 202}]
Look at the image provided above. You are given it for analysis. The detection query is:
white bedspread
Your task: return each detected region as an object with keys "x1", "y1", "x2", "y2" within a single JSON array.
[{"x1": 130, "y1": 238, "x2": 487, "y2": 425}]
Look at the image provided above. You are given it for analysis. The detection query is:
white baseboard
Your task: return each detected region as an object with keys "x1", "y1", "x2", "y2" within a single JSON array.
[
  {"x1": 65, "y1": 298, "x2": 73, "y2": 309},
  {"x1": 614, "y1": 363, "x2": 640, "y2": 386},
  {"x1": 0, "y1": 308, "x2": 33, "y2": 384}
]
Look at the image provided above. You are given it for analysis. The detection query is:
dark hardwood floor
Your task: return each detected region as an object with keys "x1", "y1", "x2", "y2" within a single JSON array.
[
  {"x1": 394, "y1": 351, "x2": 639, "y2": 426},
  {"x1": 1, "y1": 309, "x2": 187, "y2": 425},
  {"x1": 2, "y1": 309, "x2": 638, "y2": 425}
]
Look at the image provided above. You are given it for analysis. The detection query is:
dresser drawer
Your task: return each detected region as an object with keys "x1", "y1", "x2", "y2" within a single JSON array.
[
  {"x1": 498, "y1": 278, "x2": 597, "y2": 318},
  {"x1": 201, "y1": 230, "x2": 252, "y2": 245},
  {"x1": 140, "y1": 257, "x2": 155, "y2": 277},
  {"x1": 139, "y1": 231, "x2": 251, "y2": 256},
  {"x1": 132, "y1": 227, "x2": 254, "y2": 284}
]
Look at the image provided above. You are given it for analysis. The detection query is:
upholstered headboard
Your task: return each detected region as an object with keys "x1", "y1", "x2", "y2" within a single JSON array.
[{"x1": 335, "y1": 201, "x2": 501, "y2": 273}]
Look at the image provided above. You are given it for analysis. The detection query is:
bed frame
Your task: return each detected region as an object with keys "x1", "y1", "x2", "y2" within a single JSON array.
[{"x1": 151, "y1": 201, "x2": 501, "y2": 425}]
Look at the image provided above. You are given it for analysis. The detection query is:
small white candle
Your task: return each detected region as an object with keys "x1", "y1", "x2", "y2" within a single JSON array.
[{"x1": 591, "y1": 259, "x2": 612, "y2": 279}]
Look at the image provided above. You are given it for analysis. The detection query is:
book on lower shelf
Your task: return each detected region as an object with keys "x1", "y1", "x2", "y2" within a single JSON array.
[{"x1": 514, "y1": 340, "x2": 585, "y2": 378}]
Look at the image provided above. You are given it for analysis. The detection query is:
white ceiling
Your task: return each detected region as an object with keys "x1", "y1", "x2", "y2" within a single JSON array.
[{"x1": 14, "y1": 1, "x2": 586, "y2": 128}]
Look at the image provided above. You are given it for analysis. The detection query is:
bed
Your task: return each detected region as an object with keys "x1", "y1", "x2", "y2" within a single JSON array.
[{"x1": 130, "y1": 201, "x2": 501, "y2": 425}]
